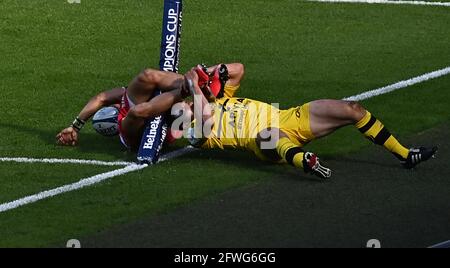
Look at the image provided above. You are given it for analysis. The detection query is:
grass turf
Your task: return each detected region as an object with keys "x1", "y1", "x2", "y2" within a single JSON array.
[{"x1": 0, "y1": 0, "x2": 449, "y2": 247}]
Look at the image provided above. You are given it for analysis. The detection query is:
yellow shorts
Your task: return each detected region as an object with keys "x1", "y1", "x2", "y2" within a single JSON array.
[
  {"x1": 249, "y1": 102, "x2": 315, "y2": 162},
  {"x1": 280, "y1": 102, "x2": 315, "y2": 146}
]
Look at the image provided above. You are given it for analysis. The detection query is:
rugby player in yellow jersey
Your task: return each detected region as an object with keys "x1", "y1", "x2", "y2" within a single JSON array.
[
  {"x1": 57, "y1": 62, "x2": 437, "y2": 179},
  {"x1": 178, "y1": 63, "x2": 437, "y2": 179}
]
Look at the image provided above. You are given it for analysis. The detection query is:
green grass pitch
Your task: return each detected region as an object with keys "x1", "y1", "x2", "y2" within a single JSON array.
[{"x1": 0, "y1": 0, "x2": 449, "y2": 247}]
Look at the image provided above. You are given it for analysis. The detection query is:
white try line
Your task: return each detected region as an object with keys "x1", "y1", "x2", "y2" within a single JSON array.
[
  {"x1": 0, "y1": 164, "x2": 146, "y2": 213},
  {"x1": 0, "y1": 157, "x2": 133, "y2": 166},
  {"x1": 308, "y1": 0, "x2": 450, "y2": 7},
  {"x1": 0, "y1": 146, "x2": 199, "y2": 167},
  {"x1": 343, "y1": 66, "x2": 450, "y2": 101},
  {"x1": 0, "y1": 146, "x2": 197, "y2": 213}
]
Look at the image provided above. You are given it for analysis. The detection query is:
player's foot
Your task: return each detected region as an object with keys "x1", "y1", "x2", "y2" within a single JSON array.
[
  {"x1": 303, "y1": 152, "x2": 332, "y2": 179},
  {"x1": 402, "y1": 146, "x2": 438, "y2": 169}
]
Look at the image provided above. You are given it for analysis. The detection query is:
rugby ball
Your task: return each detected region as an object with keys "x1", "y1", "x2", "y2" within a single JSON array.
[{"x1": 92, "y1": 106, "x2": 119, "y2": 137}]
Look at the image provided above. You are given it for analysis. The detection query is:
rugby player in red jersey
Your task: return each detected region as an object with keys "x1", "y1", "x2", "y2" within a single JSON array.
[{"x1": 56, "y1": 63, "x2": 244, "y2": 150}]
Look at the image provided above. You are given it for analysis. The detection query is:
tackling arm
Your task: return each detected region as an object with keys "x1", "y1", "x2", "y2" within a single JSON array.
[
  {"x1": 76, "y1": 87, "x2": 125, "y2": 122},
  {"x1": 128, "y1": 70, "x2": 211, "y2": 121},
  {"x1": 185, "y1": 69, "x2": 214, "y2": 127},
  {"x1": 127, "y1": 89, "x2": 183, "y2": 120}
]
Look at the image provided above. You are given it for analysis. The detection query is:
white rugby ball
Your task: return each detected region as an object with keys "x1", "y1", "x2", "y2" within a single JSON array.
[{"x1": 92, "y1": 106, "x2": 119, "y2": 137}]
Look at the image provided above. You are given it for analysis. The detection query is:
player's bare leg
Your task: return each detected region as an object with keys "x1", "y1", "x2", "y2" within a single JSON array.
[
  {"x1": 308, "y1": 99, "x2": 437, "y2": 168},
  {"x1": 127, "y1": 68, "x2": 184, "y2": 105},
  {"x1": 121, "y1": 89, "x2": 183, "y2": 149},
  {"x1": 308, "y1": 100, "x2": 363, "y2": 138},
  {"x1": 120, "y1": 69, "x2": 189, "y2": 149}
]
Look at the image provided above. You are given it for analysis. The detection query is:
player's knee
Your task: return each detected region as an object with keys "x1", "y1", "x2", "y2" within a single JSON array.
[
  {"x1": 346, "y1": 101, "x2": 366, "y2": 121},
  {"x1": 142, "y1": 68, "x2": 160, "y2": 83}
]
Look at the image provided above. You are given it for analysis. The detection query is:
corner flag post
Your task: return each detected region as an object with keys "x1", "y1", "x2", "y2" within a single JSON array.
[{"x1": 137, "y1": 0, "x2": 183, "y2": 164}]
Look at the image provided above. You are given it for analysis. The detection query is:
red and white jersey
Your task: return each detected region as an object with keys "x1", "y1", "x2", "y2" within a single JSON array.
[{"x1": 118, "y1": 88, "x2": 135, "y2": 148}]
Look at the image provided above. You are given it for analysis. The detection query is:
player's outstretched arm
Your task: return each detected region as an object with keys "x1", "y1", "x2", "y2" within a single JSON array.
[
  {"x1": 56, "y1": 87, "x2": 125, "y2": 146},
  {"x1": 184, "y1": 69, "x2": 214, "y2": 126}
]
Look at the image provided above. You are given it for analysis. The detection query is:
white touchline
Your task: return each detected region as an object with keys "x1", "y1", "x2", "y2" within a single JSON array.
[
  {"x1": 0, "y1": 157, "x2": 134, "y2": 166},
  {"x1": 0, "y1": 146, "x2": 199, "y2": 166},
  {"x1": 0, "y1": 164, "x2": 147, "y2": 213},
  {"x1": 343, "y1": 66, "x2": 450, "y2": 101},
  {"x1": 308, "y1": 0, "x2": 450, "y2": 7},
  {"x1": 158, "y1": 146, "x2": 198, "y2": 162},
  {"x1": 0, "y1": 146, "x2": 197, "y2": 213}
]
